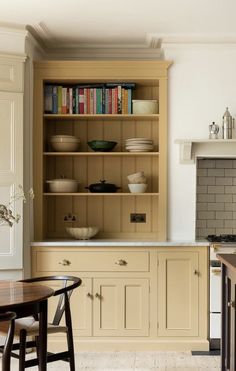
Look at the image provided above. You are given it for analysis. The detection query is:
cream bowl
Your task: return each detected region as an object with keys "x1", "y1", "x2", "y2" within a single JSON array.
[
  {"x1": 47, "y1": 179, "x2": 79, "y2": 193},
  {"x1": 127, "y1": 171, "x2": 146, "y2": 184},
  {"x1": 66, "y1": 227, "x2": 99, "y2": 240},
  {"x1": 50, "y1": 135, "x2": 80, "y2": 152},
  {"x1": 128, "y1": 183, "x2": 148, "y2": 193}
]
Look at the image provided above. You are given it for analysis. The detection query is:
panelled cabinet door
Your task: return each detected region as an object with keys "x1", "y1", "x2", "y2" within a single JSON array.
[
  {"x1": 0, "y1": 92, "x2": 23, "y2": 269},
  {"x1": 47, "y1": 277, "x2": 92, "y2": 337},
  {"x1": 157, "y1": 251, "x2": 199, "y2": 336},
  {"x1": 93, "y1": 278, "x2": 149, "y2": 337}
]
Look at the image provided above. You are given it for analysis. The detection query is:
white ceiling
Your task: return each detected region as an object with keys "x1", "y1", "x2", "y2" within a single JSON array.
[{"x1": 2, "y1": 0, "x2": 236, "y2": 49}]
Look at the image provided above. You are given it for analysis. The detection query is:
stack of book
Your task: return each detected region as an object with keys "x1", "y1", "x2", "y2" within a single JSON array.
[{"x1": 44, "y1": 83, "x2": 136, "y2": 115}]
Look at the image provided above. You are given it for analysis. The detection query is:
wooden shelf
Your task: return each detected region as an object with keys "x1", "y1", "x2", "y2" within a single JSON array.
[
  {"x1": 43, "y1": 192, "x2": 159, "y2": 196},
  {"x1": 43, "y1": 152, "x2": 159, "y2": 156},
  {"x1": 44, "y1": 114, "x2": 159, "y2": 121}
]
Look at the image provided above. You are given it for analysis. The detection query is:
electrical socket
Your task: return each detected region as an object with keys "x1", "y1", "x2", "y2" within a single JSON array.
[
  {"x1": 130, "y1": 213, "x2": 146, "y2": 223},
  {"x1": 63, "y1": 213, "x2": 77, "y2": 222}
]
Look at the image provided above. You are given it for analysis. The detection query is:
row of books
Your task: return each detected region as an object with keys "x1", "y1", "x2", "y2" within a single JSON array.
[{"x1": 44, "y1": 83, "x2": 136, "y2": 115}]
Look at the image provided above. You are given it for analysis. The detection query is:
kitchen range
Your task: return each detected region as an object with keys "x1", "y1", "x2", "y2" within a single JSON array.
[{"x1": 207, "y1": 234, "x2": 236, "y2": 349}]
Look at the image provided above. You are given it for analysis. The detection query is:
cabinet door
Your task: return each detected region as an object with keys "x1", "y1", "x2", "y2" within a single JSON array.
[
  {"x1": 93, "y1": 278, "x2": 149, "y2": 337},
  {"x1": 0, "y1": 92, "x2": 23, "y2": 269},
  {"x1": 46, "y1": 277, "x2": 92, "y2": 337},
  {"x1": 157, "y1": 251, "x2": 199, "y2": 336}
]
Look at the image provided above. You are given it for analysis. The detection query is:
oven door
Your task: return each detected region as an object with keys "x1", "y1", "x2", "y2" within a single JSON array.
[{"x1": 210, "y1": 264, "x2": 221, "y2": 312}]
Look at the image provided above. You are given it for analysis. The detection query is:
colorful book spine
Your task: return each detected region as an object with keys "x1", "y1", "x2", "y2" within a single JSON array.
[
  {"x1": 61, "y1": 87, "x2": 67, "y2": 114},
  {"x1": 79, "y1": 88, "x2": 84, "y2": 114},
  {"x1": 52, "y1": 86, "x2": 58, "y2": 114},
  {"x1": 57, "y1": 86, "x2": 62, "y2": 114},
  {"x1": 84, "y1": 88, "x2": 87, "y2": 114},
  {"x1": 44, "y1": 85, "x2": 53, "y2": 113},
  {"x1": 128, "y1": 89, "x2": 132, "y2": 114},
  {"x1": 117, "y1": 86, "x2": 122, "y2": 114}
]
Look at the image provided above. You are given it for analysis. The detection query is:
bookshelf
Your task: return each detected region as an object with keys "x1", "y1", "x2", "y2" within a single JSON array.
[{"x1": 34, "y1": 60, "x2": 171, "y2": 240}]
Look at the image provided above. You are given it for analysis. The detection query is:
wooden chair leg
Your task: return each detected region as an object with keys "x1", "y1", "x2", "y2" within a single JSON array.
[
  {"x1": 19, "y1": 329, "x2": 27, "y2": 371},
  {"x1": 2, "y1": 319, "x2": 15, "y2": 371},
  {"x1": 66, "y1": 328, "x2": 75, "y2": 371}
]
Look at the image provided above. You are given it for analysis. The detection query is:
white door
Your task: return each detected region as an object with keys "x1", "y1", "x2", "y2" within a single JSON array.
[{"x1": 0, "y1": 91, "x2": 23, "y2": 269}]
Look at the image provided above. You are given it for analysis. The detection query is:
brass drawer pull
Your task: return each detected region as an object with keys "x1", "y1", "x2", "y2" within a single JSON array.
[
  {"x1": 212, "y1": 268, "x2": 221, "y2": 275},
  {"x1": 59, "y1": 259, "x2": 71, "y2": 266},
  {"x1": 95, "y1": 293, "x2": 102, "y2": 299},
  {"x1": 87, "y1": 292, "x2": 93, "y2": 298},
  {"x1": 115, "y1": 259, "x2": 127, "y2": 266},
  {"x1": 194, "y1": 270, "x2": 199, "y2": 276}
]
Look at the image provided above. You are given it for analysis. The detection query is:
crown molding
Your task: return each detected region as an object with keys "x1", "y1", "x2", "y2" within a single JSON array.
[{"x1": 149, "y1": 33, "x2": 236, "y2": 45}]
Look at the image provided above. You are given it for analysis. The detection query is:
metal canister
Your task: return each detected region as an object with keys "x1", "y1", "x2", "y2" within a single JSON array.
[{"x1": 222, "y1": 107, "x2": 234, "y2": 139}]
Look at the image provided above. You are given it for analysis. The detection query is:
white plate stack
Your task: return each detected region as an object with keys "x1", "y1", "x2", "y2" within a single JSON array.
[{"x1": 125, "y1": 138, "x2": 154, "y2": 152}]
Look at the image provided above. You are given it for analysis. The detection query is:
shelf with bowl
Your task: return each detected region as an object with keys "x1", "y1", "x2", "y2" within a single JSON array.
[
  {"x1": 43, "y1": 192, "x2": 159, "y2": 196},
  {"x1": 43, "y1": 151, "x2": 160, "y2": 156}
]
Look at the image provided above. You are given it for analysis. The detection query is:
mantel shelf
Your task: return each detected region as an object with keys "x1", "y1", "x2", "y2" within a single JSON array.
[{"x1": 175, "y1": 139, "x2": 236, "y2": 164}]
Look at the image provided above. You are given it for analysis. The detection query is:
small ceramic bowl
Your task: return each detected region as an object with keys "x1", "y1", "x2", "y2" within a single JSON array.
[
  {"x1": 87, "y1": 140, "x2": 117, "y2": 152},
  {"x1": 50, "y1": 135, "x2": 80, "y2": 152},
  {"x1": 128, "y1": 183, "x2": 148, "y2": 193},
  {"x1": 66, "y1": 227, "x2": 99, "y2": 240},
  {"x1": 127, "y1": 171, "x2": 146, "y2": 184}
]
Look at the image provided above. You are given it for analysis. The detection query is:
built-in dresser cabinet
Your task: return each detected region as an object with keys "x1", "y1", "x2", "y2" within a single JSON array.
[
  {"x1": 31, "y1": 245, "x2": 209, "y2": 351},
  {"x1": 33, "y1": 61, "x2": 171, "y2": 240}
]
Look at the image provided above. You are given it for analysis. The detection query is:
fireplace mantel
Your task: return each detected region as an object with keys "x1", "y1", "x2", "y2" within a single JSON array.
[{"x1": 175, "y1": 139, "x2": 236, "y2": 164}]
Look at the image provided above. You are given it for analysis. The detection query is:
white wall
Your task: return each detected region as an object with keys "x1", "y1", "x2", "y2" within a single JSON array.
[{"x1": 163, "y1": 44, "x2": 236, "y2": 240}]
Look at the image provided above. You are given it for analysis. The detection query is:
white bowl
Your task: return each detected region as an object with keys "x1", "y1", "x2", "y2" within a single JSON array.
[
  {"x1": 50, "y1": 135, "x2": 80, "y2": 152},
  {"x1": 128, "y1": 183, "x2": 148, "y2": 193},
  {"x1": 132, "y1": 100, "x2": 158, "y2": 114},
  {"x1": 127, "y1": 172, "x2": 146, "y2": 184},
  {"x1": 47, "y1": 179, "x2": 79, "y2": 193},
  {"x1": 50, "y1": 135, "x2": 79, "y2": 142},
  {"x1": 66, "y1": 227, "x2": 99, "y2": 240},
  {"x1": 50, "y1": 142, "x2": 80, "y2": 152}
]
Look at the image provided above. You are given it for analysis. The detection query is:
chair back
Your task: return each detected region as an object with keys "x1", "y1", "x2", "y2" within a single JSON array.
[
  {"x1": 20, "y1": 276, "x2": 82, "y2": 325},
  {"x1": 0, "y1": 312, "x2": 16, "y2": 323}
]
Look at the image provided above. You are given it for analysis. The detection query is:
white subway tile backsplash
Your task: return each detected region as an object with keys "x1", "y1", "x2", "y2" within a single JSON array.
[
  {"x1": 198, "y1": 159, "x2": 216, "y2": 168},
  {"x1": 196, "y1": 159, "x2": 236, "y2": 238},
  {"x1": 225, "y1": 186, "x2": 236, "y2": 193},
  {"x1": 225, "y1": 169, "x2": 236, "y2": 176},
  {"x1": 198, "y1": 177, "x2": 215, "y2": 185},
  {"x1": 198, "y1": 211, "x2": 215, "y2": 219},
  {"x1": 207, "y1": 220, "x2": 224, "y2": 228},
  {"x1": 197, "y1": 185, "x2": 208, "y2": 193},
  {"x1": 198, "y1": 194, "x2": 215, "y2": 202},
  {"x1": 197, "y1": 202, "x2": 208, "y2": 211},
  {"x1": 216, "y1": 177, "x2": 233, "y2": 186},
  {"x1": 208, "y1": 203, "x2": 224, "y2": 211},
  {"x1": 225, "y1": 203, "x2": 236, "y2": 211},
  {"x1": 208, "y1": 186, "x2": 225, "y2": 194},
  {"x1": 208, "y1": 169, "x2": 225, "y2": 176},
  {"x1": 216, "y1": 211, "x2": 233, "y2": 220},
  {"x1": 215, "y1": 159, "x2": 233, "y2": 168},
  {"x1": 225, "y1": 220, "x2": 236, "y2": 228},
  {"x1": 216, "y1": 194, "x2": 233, "y2": 202}
]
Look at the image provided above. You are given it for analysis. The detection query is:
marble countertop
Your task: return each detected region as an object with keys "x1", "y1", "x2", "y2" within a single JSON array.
[{"x1": 31, "y1": 239, "x2": 209, "y2": 247}]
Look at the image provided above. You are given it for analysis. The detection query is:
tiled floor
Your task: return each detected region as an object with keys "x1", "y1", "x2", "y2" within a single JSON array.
[{"x1": 7, "y1": 351, "x2": 220, "y2": 370}]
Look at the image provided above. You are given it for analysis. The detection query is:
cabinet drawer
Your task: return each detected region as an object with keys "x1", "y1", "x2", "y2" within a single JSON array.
[{"x1": 35, "y1": 251, "x2": 149, "y2": 272}]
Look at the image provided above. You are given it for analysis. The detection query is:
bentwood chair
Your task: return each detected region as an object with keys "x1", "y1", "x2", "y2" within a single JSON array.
[
  {"x1": 0, "y1": 311, "x2": 16, "y2": 371},
  {"x1": 0, "y1": 275, "x2": 82, "y2": 371}
]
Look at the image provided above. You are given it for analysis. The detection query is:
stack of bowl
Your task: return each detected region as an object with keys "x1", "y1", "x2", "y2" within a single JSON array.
[
  {"x1": 50, "y1": 135, "x2": 80, "y2": 152},
  {"x1": 127, "y1": 171, "x2": 147, "y2": 193},
  {"x1": 125, "y1": 138, "x2": 154, "y2": 152}
]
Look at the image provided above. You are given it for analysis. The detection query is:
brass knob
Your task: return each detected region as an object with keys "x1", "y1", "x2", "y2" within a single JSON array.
[
  {"x1": 227, "y1": 300, "x2": 235, "y2": 308},
  {"x1": 194, "y1": 270, "x2": 199, "y2": 276},
  {"x1": 87, "y1": 293, "x2": 93, "y2": 298},
  {"x1": 115, "y1": 259, "x2": 127, "y2": 266},
  {"x1": 59, "y1": 259, "x2": 71, "y2": 266},
  {"x1": 95, "y1": 293, "x2": 102, "y2": 299},
  {"x1": 212, "y1": 268, "x2": 221, "y2": 275}
]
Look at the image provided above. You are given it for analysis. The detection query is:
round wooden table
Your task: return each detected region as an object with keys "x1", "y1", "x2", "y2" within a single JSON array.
[{"x1": 0, "y1": 280, "x2": 54, "y2": 371}]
